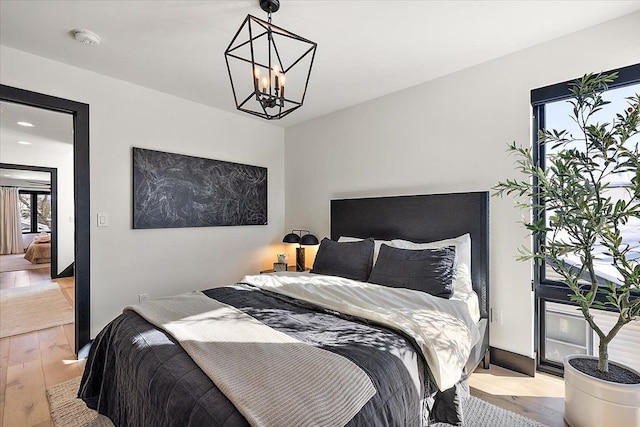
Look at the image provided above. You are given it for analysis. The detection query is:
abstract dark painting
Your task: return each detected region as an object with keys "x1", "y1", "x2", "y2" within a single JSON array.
[{"x1": 133, "y1": 147, "x2": 267, "y2": 229}]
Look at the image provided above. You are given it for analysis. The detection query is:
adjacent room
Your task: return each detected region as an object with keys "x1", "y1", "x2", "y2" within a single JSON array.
[{"x1": 0, "y1": 1, "x2": 638, "y2": 426}]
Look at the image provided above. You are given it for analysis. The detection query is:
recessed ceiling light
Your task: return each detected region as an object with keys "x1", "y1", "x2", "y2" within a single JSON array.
[
  {"x1": 17, "y1": 121, "x2": 34, "y2": 127},
  {"x1": 17, "y1": 141, "x2": 32, "y2": 145}
]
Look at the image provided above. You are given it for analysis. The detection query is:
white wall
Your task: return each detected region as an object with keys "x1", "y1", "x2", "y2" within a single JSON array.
[
  {"x1": 0, "y1": 46, "x2": 286, "y2": 337},
  {"x1": 284, "y1": 12, "x2": 640, "y2": 359}
]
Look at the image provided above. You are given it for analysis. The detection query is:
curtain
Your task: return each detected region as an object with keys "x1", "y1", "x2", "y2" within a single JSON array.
[{"x1": 0, "y1": 187, "x2": 25, "y2": 255}]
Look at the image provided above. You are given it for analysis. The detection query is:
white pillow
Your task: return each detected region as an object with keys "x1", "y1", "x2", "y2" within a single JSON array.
[
  {"x1": 390, "y1": 234, "x2": 473, "y2": 295},
  {"x1": 337, "y1": 236, "x2": 391, "y2": 266}
]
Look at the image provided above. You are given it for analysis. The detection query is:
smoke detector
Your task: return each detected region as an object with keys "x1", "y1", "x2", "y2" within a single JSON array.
[{"x1": 73, "y1": 29, "x2": 101, "y2": 46}]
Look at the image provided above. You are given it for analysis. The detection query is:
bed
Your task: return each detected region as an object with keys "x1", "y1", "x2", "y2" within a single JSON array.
[
  {"x1": 330, "y1": 191, "x2": 490, "y2": 375},
  {"x1": 24, "y1": 240, "x2": 51, "y2": 264},
  {"x1": 79, "y1": 191, "x2": 490, "y2": 426}
]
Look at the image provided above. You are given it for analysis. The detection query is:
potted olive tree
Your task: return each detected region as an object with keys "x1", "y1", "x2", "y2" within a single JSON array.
[{"x1": 494, "y1": 72, "x2": 640, "y2": 427}]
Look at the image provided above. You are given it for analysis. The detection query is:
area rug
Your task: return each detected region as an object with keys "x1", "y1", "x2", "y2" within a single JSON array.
[
  {"x1": 0, "y1": 283, "x2": 73, "y2": 338},
  {"x1": 48, "y1": 377, "x2": 549, "y2": 427},
  {"x1": 47, "y1": 377, "x2": 113, "y2": 427},
  {"x1": 434, "y1": 394, "x2": 550, "y2": 427},
  {"x1": 0, "y1": 253, "x2": 50, "y2": 272}
]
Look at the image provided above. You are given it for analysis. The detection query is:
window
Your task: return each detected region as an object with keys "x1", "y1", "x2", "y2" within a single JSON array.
[
  {"x1": 544, "y1": 83, "x2": 640, "y2": 286},
  {"x1": 531, "y1": 64, "x2": 640, "y2": 373},
  {"x1": 543, "y1": 302, "x2": 640, "y2": 373},
  {"x1": 19, "y1": 190, "x2": 52, "y2": 233}
]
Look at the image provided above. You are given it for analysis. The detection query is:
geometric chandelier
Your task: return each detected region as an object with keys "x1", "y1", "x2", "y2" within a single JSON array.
[{"x1": 224, "y1": 0, "x2": 317, "y2": 120}]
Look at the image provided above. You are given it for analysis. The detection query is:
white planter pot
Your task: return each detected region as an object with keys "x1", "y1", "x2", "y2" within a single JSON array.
[{"x1": 564, "y1": 354, "x2": 640, "y2": 427}]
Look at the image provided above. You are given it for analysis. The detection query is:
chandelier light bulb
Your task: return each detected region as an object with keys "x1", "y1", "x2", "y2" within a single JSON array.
[{"x1": 280, "y1": 74, "x2": 286, "y2": 98}]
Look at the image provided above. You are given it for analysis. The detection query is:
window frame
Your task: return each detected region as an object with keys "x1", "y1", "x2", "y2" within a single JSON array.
[
  {"x1": 530, "y1": 63, "x2": 640, "y2": 374},
  {"x1": 19, "y1": 189, "x2": 52, "y2": 234}
]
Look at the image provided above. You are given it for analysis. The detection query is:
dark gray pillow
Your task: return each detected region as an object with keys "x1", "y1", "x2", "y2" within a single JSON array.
[
  {"x1": 311, "y1": 238, "x2": 374, "y2": 282},
  {"x1": 368, "y1": 244, "x2": 456, "y2": 299}
]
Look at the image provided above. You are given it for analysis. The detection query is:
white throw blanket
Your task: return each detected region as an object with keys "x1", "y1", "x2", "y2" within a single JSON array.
[
  {"x1": 243, "y1": 273, "x2": 480, "y2": 391},
  {"x1": 126, "y1": 291, "x2": 375, "y2": 427}
]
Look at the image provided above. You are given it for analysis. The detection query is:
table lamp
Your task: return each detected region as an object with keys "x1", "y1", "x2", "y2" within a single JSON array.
[{"x1": 282, "y1": 229, "x2": 319, "y2": 271}]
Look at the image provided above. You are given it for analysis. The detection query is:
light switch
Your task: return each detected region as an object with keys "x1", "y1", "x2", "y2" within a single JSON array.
[{"x1": 97, "y1": 213, "x2": 109, "y2": 227}]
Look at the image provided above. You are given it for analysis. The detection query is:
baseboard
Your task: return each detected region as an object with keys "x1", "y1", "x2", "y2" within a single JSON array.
[{"x1": 490, "y1": 346, "x2": 536, "y2": 377}]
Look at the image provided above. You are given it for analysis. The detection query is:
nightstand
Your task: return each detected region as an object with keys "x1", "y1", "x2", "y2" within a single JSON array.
[{"x1": 260, "y1": 266, "x2": 305, "y2": 273}]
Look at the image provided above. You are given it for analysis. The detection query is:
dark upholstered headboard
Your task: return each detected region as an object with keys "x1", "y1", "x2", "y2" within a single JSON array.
[{"x1": 331, "y1": 191, "x2": 489, "y2": 319}]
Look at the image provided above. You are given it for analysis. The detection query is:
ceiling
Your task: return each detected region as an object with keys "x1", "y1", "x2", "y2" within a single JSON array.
[
  {"x1": 0, "y1": 101, "x2": 74, "y2": 180},
  {"x1": 1, "y1": 1, "x2": 639, "y2": 128},
  {"x1": 0, "y1": 168, "x2": 51, "y2": 192},
  {"x1": 0, "y1": 101, "x2": 73, "y2": 146}
]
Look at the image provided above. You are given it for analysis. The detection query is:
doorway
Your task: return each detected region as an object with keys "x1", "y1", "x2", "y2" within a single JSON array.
[
  {"x1": 0, "y1": 84, "x2": 90, "y2": 355},
  {"x1": 1, "y1": 163, "x2": 60, "y2": 274}
]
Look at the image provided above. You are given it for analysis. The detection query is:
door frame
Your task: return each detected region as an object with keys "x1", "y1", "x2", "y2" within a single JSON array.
[
  {"x1": 0, "y1": 163, "x2": 58, "y2": 274},
  {"x1": 0, "y1": 84, "x2": 90, "y2": 355}
]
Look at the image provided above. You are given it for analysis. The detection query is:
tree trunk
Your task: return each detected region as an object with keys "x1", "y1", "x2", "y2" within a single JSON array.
[{"x1": 598, "y1": 340, "x2": 609, "y2": 373}]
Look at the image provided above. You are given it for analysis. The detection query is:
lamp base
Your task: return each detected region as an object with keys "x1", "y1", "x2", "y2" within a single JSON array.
[{"x1": 295, "y1": 247, "x2": 305, "y2": 272}]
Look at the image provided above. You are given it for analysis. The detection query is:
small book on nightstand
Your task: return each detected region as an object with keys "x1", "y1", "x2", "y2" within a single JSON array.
[{"x1": 273, "y1": 262, "x2": 288, "y2": 272}]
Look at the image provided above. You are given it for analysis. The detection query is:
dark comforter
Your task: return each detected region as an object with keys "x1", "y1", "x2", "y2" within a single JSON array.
[{"x1": 79, "y1": 284, "x2": 466, "y2": 426}]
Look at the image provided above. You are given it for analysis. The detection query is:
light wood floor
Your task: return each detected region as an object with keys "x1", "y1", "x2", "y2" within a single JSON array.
[
  {"x1": 470, "y1": 364, "x2": 568, "y2": 427},
  {"x1": 0, "y1": 266, "x2": 83, "y2": 427},
  {"x1": 1, "y1": 267, "x2": 567, "y2": 427}
]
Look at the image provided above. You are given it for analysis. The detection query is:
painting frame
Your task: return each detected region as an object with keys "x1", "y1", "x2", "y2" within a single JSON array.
[{"x1": 132, "y1": 147, "x2": 267, "y2": 229}]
